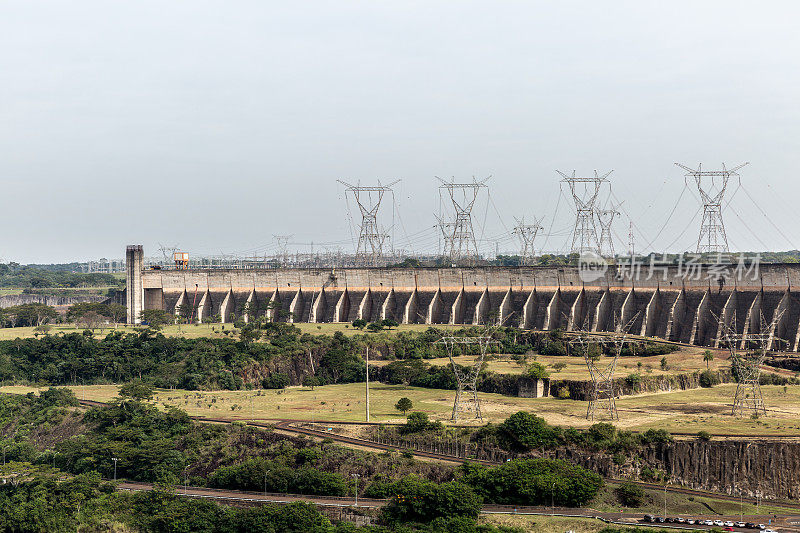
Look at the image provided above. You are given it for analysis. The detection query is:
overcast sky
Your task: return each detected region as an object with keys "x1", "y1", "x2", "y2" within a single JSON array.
[{"x1": 1, "y1": 1, "x2": 798, "y2": 263}]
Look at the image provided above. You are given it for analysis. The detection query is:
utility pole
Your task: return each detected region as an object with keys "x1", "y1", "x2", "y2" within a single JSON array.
[
  {"x1": 352, "y1": 474, "x2": 360, "y2": 506},
  {"x1": 338, "y1": 179, "x2": 399, "y2": 266},
  {"x1": 437, "y1": 176, "x2": 489, "y2": 264},
  {"x1": 558, "y1": 170, "x2": 611, "y2": 256},
  {"x1": 676, "y1": 162, "x2": 747, "y2": 254},
  {"x1": 365, "y1": 346, "x2": 370, "y2": 422},
  {"x1": 112, "y1": 457, "x2": 118, "y2": 482}
]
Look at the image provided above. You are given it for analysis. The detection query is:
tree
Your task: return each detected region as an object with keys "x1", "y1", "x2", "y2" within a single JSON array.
[
  {"x1": 139, "y1": 309, "x2": 173, "y2": 330},
  {"x1": 498, "y1": 411, "x2": 556, "y2": 450},
  {"x1": 660, "y1": 357, "x2": 668, "y2": 371},
  {"x1": 551, "y1": 362, "x2": 567, "y2": 373},
  {"x1": 395, "y1": 397, "x2": 413, "y2": 415},
  {"x1": 351, "y1": 319, "x2": 367, "y2": 330},
  {"x1": 526, "y1": 361, "x2": 550, "y2": 379},
  {"x1": 615, "y1": 482, "x2": 646, "y2": 507},
  {"x1": 382, "y1": 478, "x2": 482, "y2": 524},
  {"x1": 118, "y1": 379, "x2": 154, "y2": 401},
  {"x1": 703, "y1": 350, "x2": 714, "y2": 369},
  {"x1": 302, "y1": 375, "x2": 320, "y2": 390},
  {"x1": 382, "y1": 318, "x2": 399, "y2": 329},
  {"x1": 366, "y1": 321, "x2": 383, "y2": 332},
  {"x1": 106, "y1": 303, "x2": 127, "y2": 326}
]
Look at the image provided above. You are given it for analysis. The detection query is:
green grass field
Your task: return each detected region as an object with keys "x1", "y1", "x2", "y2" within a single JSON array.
[{"x1": 6, "y1": 380, "x2": 800, "y2": 434}]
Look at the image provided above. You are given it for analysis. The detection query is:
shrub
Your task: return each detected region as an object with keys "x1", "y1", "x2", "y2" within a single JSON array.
[
  {"x1": 263, "y1": 372, "x2": 290, "y2": 389},
  {"x1": 400, "y1": 412, "x2": 442, "y2": 435},
  {"x1": 625, "y1": 373, "x2": 641, "y2": 388},
  {"x1": 699, "y1": 370, "x2": 720, "y2": 388},
  {"x1": 458, "y1": 458, "x2": 602, "y2": 507},
  {"x1": 381, "y1": 477, "x2": 482, "y2": 524},
  {"x1": 556, "y1": 386, "x2": 570, "y2": 399},
  {"x1": 615, "y1": 482, "x2": 646, "y2": 507},
  {"x1": 526, "y1": 362, "x2": 550, "y2": 379},
  {"x1": 498, "y1": 411, "x2": 557, "y2": 451},
  {"x1": 697, "y1": 430, "x2": 711, "y2": 441}
]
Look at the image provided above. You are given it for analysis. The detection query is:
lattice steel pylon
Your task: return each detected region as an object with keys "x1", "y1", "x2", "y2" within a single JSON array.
[
  {"x1": 720, "y1": 310, "x2": 783, "y2": 417},
  {"x1": 566, "y1": 314, "x2": 638, "y2": 421},
  {"x1": 675, "y1": 162, "x2": 748, "y2": 254},
  {"x1": 435, "y1": 332, "x2": 498, "y2": 421},
  {"x1": 512, "y1": 216, "x2": 544, "y2": 265},
  {"x1": 437, "y1": 177, "x2": 489, "y2": 263},
  {"x1": 338, "y1": 180, "x2": 399, "y2": 266},
  {"x1": 273, "y1": 234, "x2": 293, "y2": 266},
  {"x1": 558, "y1": 170, "x2": 611, "y2": 255},
  {"x1": 597, "y1": 202, "x2": 622, "y2": 259}
]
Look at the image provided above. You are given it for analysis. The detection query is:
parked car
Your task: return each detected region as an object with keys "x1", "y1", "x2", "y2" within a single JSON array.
[
  {"x1": 643, "y1": 515, "x2": 654, "y2": 523},
  {"x1": 725, "y1": 521, "x2": 735, "y2": 527}
]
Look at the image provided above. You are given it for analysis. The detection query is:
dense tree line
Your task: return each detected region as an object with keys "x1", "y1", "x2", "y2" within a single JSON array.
[
  {"x1": 0, "y1": 263, "x2": 122, "y2": 289},
  {"x1": 0, "y1": 329, "x2": 365, "y2": 390}
]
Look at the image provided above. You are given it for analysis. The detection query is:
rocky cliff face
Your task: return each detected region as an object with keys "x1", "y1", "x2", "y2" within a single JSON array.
[
  {"x1": 540, "y1": 439, "x2": 800, "y2": 500},
  {"x1": 647, "y1": 439, "x2": 800, "y2": 499},
  {"x1": 0, "y1": 294, "x2": 108, "y2": 309},
  {"x1": 551, "y1": 370, "x2": 733, "y2": 401}
]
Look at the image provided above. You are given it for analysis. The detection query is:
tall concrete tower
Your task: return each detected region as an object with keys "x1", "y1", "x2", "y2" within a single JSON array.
[{"x1": 126, "y1": 245, "x2": 143, "y2": 324}]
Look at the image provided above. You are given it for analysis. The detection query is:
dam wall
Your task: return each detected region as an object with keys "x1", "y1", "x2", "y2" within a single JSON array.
[{"x1": 125, "y1": 246, "x2": 800, "y2": 350}]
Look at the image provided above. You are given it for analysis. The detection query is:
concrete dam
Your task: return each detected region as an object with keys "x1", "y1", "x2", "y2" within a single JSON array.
[{"x1": 125, "y1": 246, "x2": 800, "y2": 351}]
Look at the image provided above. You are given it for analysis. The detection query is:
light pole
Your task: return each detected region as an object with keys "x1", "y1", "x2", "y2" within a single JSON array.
[
  {"x1": 551, "y1": 481, "x2": 556, "y2": 516},
  {"x1": 663, "y1": 483, "x2": 667, "y2": 521},
  {"x1": 264, "y1": 470, "x2": 268, "y2": 497},
  {"x1": 365, "y1": 346, "x2": 370, "y2": 422},
  {"x1": 112, "y1": 457, "x2": 118, "y2": 482},
  {"x1": 352, "y1": 474, "x2": 360, "y2": 507}
]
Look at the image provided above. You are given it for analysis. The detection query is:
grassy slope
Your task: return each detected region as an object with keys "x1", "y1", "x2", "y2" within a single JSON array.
[{"x1": 6, "y1": 381, "x2": 800, "y2": 434}]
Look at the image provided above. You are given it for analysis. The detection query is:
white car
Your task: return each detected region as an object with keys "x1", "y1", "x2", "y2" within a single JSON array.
[
  {"x1": 763, "y1": 529, "x2": 778, "y2": 533},
  {"x1": 724, "y1": 521, "x2": 734, "y2": 527},
  {"x1": 735, "y1": 523, "x2": 746, "y2": 528},
  {"x1": 713, "y1": 520, "x2": 724, "y2": 526}
]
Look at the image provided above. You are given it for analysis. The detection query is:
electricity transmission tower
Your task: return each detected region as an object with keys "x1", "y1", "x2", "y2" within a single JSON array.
[
  {"x1": 558, "y1": 170, "x2": 611, "y2": 255},
  {"x1": 338, "y1": 180, "x2": 399, "y2": 266},
  {"x1": 438, "y1": 177, "x2": 489, "y2": 263},
  {"x1": 158, "y1": 243, "x2": 178, "y2": 266},
  {"x1": 435, "y1": 333, "x2": 498, "y2": 421},
  {"x1": 596, "y1": 202, "x2": 622, "y2": 259},
  {"x1": 273, "y1": 235, "x2": 293, "y2": 266},
  {"x1": 720, "y1": 311, "x2": 783, "y2": 417},
  {"x1": 434, "y1": 216, "x2": 456, "y2": 259},
  {"x1": 512, "y1": 216, "x2": 544, "y2": 265},
  {"x1": 566, "y1": 315, "x2": 638, "y2": 421},
  {"x1": 676, "y1": 162, "x2": 748, "y2": 254}
]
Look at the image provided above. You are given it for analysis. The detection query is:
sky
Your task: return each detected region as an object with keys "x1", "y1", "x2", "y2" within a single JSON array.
[{"x1": 1, "y1": 1, "x2": 799, "y2": 263}]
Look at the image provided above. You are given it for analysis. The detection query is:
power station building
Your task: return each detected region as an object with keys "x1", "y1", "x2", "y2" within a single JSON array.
[{"x1": 125, "y1": 245, "x2": 800, "y2": 351}]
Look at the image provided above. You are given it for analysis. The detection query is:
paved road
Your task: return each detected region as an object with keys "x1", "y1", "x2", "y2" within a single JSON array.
[{"x1": 118, "y1": 480, "x2": 800, "y2": 531}]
